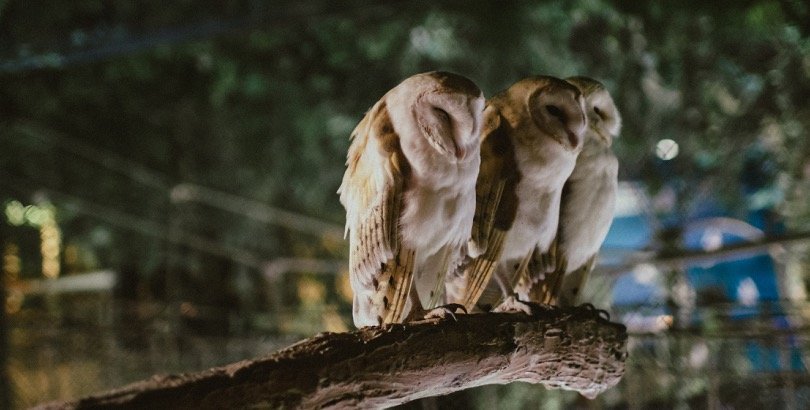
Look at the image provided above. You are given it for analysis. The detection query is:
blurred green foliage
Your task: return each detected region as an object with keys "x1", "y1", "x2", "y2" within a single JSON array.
[
  {"x1": 3, "y1": 1, "x2": 810, "y2": 408},
  {"x1": 1, "y1": 0, "x2": 810, "y2": 321}
]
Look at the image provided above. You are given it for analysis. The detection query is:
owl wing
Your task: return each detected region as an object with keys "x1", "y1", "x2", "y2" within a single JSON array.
[
  {"x1": 339, "y1": 99, "x2": 414, "y2": 326},
  {"x1": 522, "y1": 241, "x2": 583, "y2": 305},
  {"x1": 457, "y1": 105, "x2": 520, "y2": 310},
  {"x1": 555, "y1": 254, "x2": 597, "y2": 306},
  {"x1": 515, "y1": 243, "x2": 552, "y2": 304}
]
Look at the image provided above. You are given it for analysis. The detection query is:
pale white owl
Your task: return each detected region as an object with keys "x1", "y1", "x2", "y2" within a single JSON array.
[
  {"x1": 339, "y1": 71, "x2": 485, "y2": 327},
  {"x1": 524, "y1": 76, "x2": 621, "y2": 306},
  {"x1": 446, "y1": 75, "x2": 587, "y2": 311}
]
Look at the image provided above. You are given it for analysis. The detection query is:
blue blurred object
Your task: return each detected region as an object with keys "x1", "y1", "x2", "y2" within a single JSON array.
[{"x1": 605, "y1": 180, "x2": 804, "y2": 373}]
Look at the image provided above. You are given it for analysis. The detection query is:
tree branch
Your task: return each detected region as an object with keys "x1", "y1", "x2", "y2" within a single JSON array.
[
  {"x1": 36, "y1": 305, "x2": 627, "y2": 409},
  {"x1": 600, "y1": 230, "x2": 810, "y2": 277}
]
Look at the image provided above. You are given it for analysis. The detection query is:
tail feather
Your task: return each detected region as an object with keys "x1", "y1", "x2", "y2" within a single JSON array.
[
  {"x1": 381, "y1": 249, "x2": 415, "y2": 323},
  {"x1": 460, "y1": 229, "x2": 506, "y2": 310}
]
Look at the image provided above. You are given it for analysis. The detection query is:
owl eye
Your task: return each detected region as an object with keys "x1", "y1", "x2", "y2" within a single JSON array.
[
  {"x1": 545, "y1": 105, "x2": 567, "y2": 123},
  {"x1": 433, "y1": 107, "x2": 451, "y2": 123},
  {"x1": 593, "y1": 106, "x2": 606, "y2": 120}
]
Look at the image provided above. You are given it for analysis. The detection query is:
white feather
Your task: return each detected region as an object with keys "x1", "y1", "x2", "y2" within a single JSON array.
[{"x1": 558, "y1": 138, "x2": 618, "y2": 273}]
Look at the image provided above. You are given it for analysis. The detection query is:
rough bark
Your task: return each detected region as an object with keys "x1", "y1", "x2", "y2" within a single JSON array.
[{"x1": 36, "y1": 305, "x2": 627, "y2": 409}]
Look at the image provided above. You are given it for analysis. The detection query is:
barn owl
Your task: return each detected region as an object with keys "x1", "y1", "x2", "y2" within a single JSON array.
[
  {"x1": 445, "y1": 75, "x2": 587, "y2": 311},
  {"x1": 521, "y1": 76, "x2": 621, "y2": 306},
  {"x1": 338, "y1": 71, "x2": 485, "y2": 328}
]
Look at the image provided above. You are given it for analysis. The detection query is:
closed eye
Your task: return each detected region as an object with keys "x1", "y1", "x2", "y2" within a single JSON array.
[
  {"x1": 545, "y1": 105, "x2": 567, "y2": 123},
  {"x1": 433, "y1": 107, "x2": 451, "y2": 123},
  {"x1": 593, "y1": 106, "x2": 606, "y2": 120}
]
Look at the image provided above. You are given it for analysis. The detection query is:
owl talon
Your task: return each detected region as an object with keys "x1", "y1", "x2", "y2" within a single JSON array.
[
  {"x1": 420, "y1": 303, "x2": 468, "y2": 321},
  {"x1": 492, "y1": 295, "x2": 537, "y2": 315}
]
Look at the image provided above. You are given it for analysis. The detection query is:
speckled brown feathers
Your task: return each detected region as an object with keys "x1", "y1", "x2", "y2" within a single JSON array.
[{"x1": 342, "y1": 100, "x2": 412, "y2": 324}]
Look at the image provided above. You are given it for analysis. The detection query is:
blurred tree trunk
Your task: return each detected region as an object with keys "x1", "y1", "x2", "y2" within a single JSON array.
[{"x1": 36, "y1": 306, "x2": 627, "y2": 409}]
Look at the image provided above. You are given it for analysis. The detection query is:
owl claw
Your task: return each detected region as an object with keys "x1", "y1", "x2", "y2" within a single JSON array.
[
  {"x1": 493, "y1": 295, "x2": 540, "y2": 315},
  {"x1": 420, "y1": 303, "x2": 468, "y2": 321}
]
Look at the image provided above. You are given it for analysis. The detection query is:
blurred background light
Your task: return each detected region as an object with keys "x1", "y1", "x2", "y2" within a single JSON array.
[{"x1": 655, "y1": 138, "x2": 679, "y2": 160}]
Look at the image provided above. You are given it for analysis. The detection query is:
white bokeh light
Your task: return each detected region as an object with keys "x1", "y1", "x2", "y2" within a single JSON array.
[
  {"x1": 632, "y1": 263, "x2": 659, "y2": 284},
  {"x1": 737, "y1": 277, "x2": 760, "y2": 306},
  {"x1": 655, "y1": 138, "x2": 679, "y2": 160}
]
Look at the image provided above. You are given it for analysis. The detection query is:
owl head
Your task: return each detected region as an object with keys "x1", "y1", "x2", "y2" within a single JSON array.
[
  {"x1": 565, "y1": 76, "x2": 622, "y2": 147},
  {"x1": 385, "y1": 71, "x2": 485, "y2": 164},
  {"x1": 496, "y1": 75, "x2": 587, "y2": 153}
]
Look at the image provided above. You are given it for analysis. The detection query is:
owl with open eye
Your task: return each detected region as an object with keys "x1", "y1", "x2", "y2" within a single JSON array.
[
  {"x1": 522, "y1": 76, "x2": 621, "y2": 306},
  {"x1": 445, "y1": 75, "x2": 587, "y2": 312},
  {"x1": 338, "y1": 71, "x2": 485, "y2": 327}
]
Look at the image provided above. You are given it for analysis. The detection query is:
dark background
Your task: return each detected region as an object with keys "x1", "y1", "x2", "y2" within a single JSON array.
[{"x1": 2, "y1": 1, "x2": 810, "y2": 408}]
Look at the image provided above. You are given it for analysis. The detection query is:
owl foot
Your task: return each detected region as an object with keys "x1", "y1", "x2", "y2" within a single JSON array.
[
  {"x1": 492, "y1": 295, "x2": 545, "y2": 315},
  {"x1": 410, "y1": 303, "x2": 468, "y2": 322}
]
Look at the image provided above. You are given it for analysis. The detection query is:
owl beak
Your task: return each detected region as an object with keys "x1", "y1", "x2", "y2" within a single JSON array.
[
  {"x1": 558, "y1": 126, "x2": 583, "y2": 152},
  {"x1": 565, "y1": 113, "x2": 587, "y2": 151},
  {"x1": 451, "y1": 134, "x2": 470, "y2": 161},
  {"x1": 565, "y1": 129, "x2": 580, "y2": 150},
  {"x1": 593, "y1": 127, "x2": 612, "y2": 147},
  {"x1": 455, "y1": 144, "x2": 467, "y2": 161}
]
